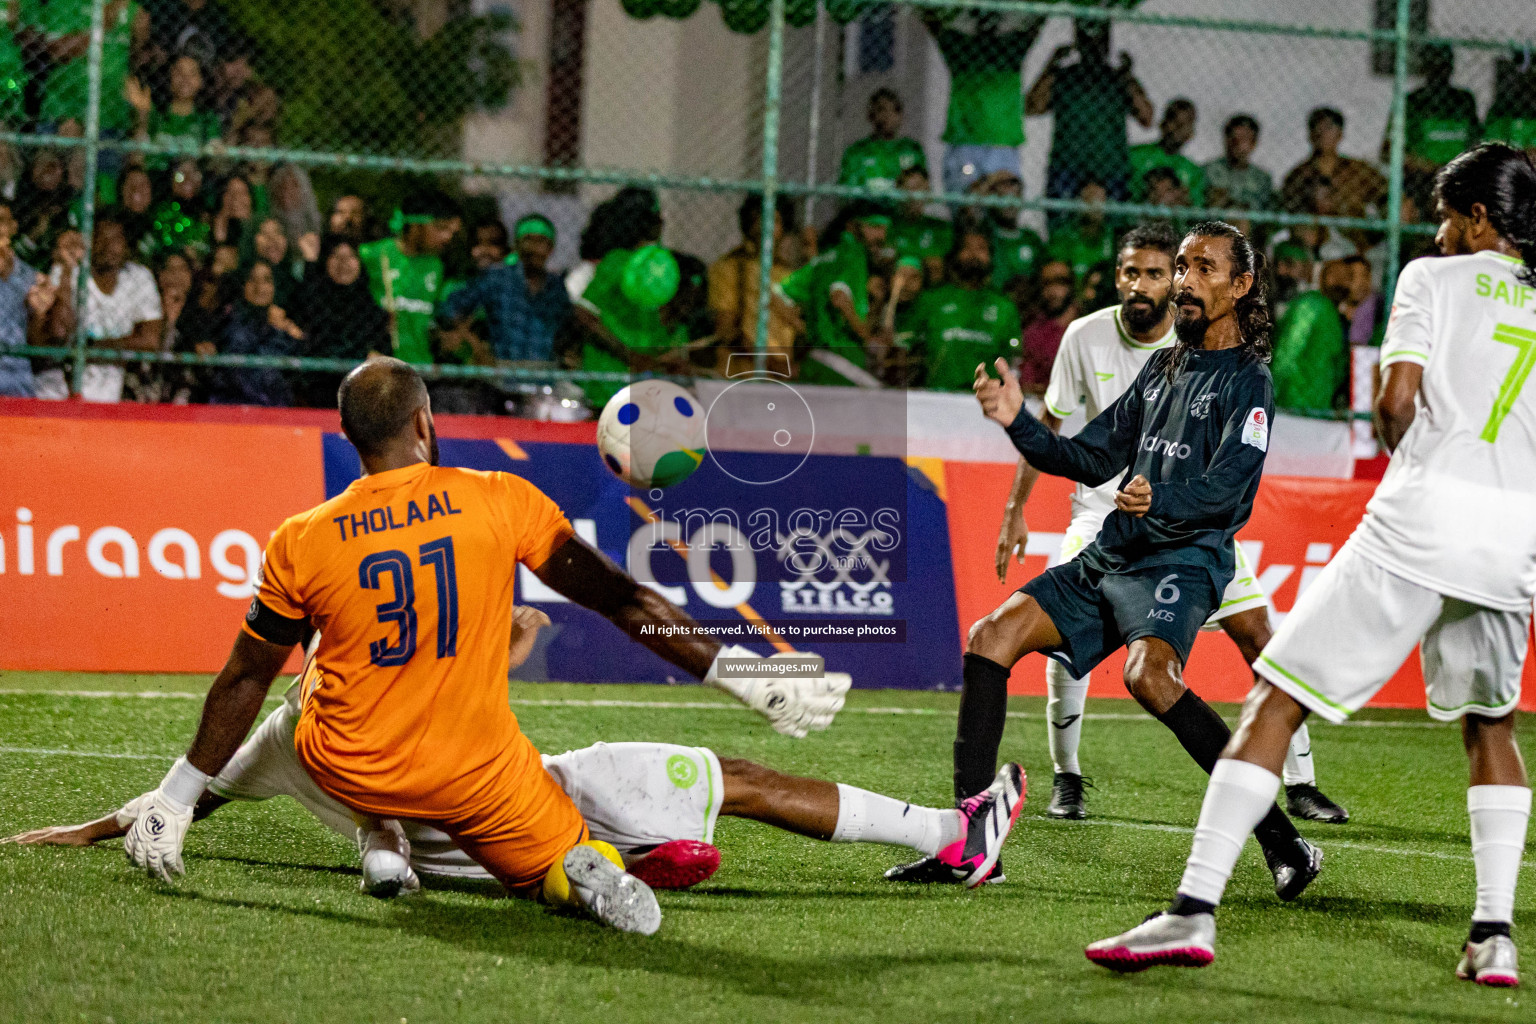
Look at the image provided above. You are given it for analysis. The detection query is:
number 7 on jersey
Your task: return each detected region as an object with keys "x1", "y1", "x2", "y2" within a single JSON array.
[{"x1": 1482, "y1": 323, "x2": 1536, "y2": 443}]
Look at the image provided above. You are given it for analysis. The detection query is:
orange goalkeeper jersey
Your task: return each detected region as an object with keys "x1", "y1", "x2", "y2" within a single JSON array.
[{"x1": 247, "y1": 461, "x2": 574, "y2": 819}]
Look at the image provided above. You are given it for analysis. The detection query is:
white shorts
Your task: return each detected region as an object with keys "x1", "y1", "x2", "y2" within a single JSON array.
[
  {"x1": 1058, "y1": 507, "x2": 1271, "y2": 630},
  {"x1": 1255, "y1": 542, "x2": 1531, "y2": 724},
  {"x1": 207, "y1": 699, "x2": 725, "y2": 878}
]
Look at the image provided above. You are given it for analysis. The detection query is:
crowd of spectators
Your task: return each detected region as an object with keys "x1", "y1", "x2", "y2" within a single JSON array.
[{"x1": 0, "y1": 5, "x2": 1532, "y2": 417}]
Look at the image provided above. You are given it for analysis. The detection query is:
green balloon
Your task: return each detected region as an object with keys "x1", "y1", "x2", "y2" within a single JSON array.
[
  {"x1": 657, "y1": 0, "x2": 701, "y2": 16},
  {"x1": 622, "y1": 245, "x2": 681, "y2": 310},
  {"x1": 825, "y1": 0, "x2": 870, "y2": 26},
  {"x1": 621, "y1": 0, "x2": 662, "y2": 19},
  {"x1": 720, "y1": 0, "x2": 769, "y2": 33},
  {"x1": 785, "y1": 0, "x2": 816, "y2": 27}
]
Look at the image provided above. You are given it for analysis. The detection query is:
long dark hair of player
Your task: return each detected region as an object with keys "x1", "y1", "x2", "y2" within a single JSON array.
[
  {"x1": 1165, "y1": 220, "x2": 1272, "y2": 382},
  {"x1": 1434, "y1": 142, "x2": 1536, "y2": 287}
]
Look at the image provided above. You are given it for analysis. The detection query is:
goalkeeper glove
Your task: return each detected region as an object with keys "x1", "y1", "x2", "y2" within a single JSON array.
[
  {"x1": 706, "y1": 645, "x2": 851, "y2": 738},
  {"x1": 123, "y1": 756, "x2": 209, "y2": 882}
]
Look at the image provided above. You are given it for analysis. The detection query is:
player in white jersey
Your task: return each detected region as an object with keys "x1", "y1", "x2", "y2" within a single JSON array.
[
  {"x1": 1088, "y1": 144, "x2": 1536, "y2": 986},
  {"x1": 996, "y1": 223, "x2": 1346, "y2": 824},
  {"x1": 6, "y1": 608, "x2": 1021, "y2": 895}
]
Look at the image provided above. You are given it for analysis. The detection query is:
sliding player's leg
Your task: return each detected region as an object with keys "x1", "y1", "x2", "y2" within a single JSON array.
[
  {"x1": 1422, "y1": 598, "x2": 1530, "y2": 987},
  {"x1": 1216, "y1": 603, "x2": 1348, "y2": 823},
  {"x1": 717, "y1": 756, "x2": 1023, "y2": 887},
  {"x1": 1088, "y1": 544, "x2": 1439, "y2": 971}
]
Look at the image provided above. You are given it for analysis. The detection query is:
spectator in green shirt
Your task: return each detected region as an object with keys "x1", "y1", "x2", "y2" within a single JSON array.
[
  {"x1": 25, "y1": 0, "x2": 148, "y2": 135},
  {"x1": 971, "y1": 169, "x2": 1045, "y2": 295},
  {"x1": 1129, "y1": 98, "x2": 1205, "y2": 207},
  {"x1": 891, "y1": 166, "x2": 952, "y2": 287},
  {"x1": 925, "y1": 12, "x2": 1044, "y2": 196},
  {"x1": 0, "y1": 2, "x2": 30, "y2": 126},
  {"x1": 1027, "y1": 18, "x2": 1152, "y2": 212},
  {"x1": 1485, "y1": 49, "x2": 1536, "y2": 153},
  {"x1": 358, "y1": 190, "x2": 461, "y2": 366},
  {"x1": 1382, "y1": 44, "x2": 1481, "y2": 210},
  {"x1": 1046, "y1": 179, "x2": 1115, "y2": 283},
  {"x1": 1203, "y1": 114, "x2": 1274, "y2": 213},
  {"x1": 776, "y1": 203, "x2": 893, "y2": 387},
  {"x1": 574, "y1": 244, "x2": 692, "y2": 406},
  {"x1": 899, "y1": 227, "x2": 1021, "y2": 391},
  {"x1": 837, "y1": 88, "x2": 928, "y2": 194},
  {"x1": 127, "y1": 54, "x2": 223, "y2": 171},
  {"x1": 1270, "y1": 261, "x2": 1348, "y2": 413}
]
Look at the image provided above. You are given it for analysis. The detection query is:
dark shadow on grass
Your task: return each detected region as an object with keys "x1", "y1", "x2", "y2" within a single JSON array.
[{"x1": 157, "y1": 887, "x2": 1036, "y2": 1006}]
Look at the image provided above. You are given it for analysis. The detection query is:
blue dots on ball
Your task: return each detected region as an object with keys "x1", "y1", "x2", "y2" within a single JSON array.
[
  {"x1": 674, "y1": 396, "x2": 694, "y2": 417},
  {"x1": 617, "y1": 402, "x2": 641, "y2": 425},
  {"x1": 604, "y1": 453, "x2": 624, "y2": 475}
]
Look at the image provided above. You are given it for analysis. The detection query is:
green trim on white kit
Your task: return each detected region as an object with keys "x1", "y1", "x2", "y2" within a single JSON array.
[{"x1": 1257, "y1": 653, "x2": 1353, "y2": 716}]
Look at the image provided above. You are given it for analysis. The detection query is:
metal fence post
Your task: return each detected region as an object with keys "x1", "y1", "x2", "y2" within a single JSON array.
[
  {"x1": 72, "y1": 0, "x2": 107, "y2": 395},
  {"x1": 1382, "y1": 0, "x2": 1411, "y2": 305},
  {"x1": 753, "y1": 0, "x2": 787, "y2": 373}
]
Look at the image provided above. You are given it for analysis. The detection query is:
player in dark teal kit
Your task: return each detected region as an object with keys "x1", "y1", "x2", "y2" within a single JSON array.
[{"x1": 887, "y1": 222, "x2": 1321, "y2": 897}]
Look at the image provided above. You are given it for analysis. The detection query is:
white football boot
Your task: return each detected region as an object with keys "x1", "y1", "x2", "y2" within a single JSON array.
[
  {"x1": 1085, "y1": 912, "x2": 1216, "y2": 972},
  {"x1": 358, "y1": 819, "x2": 420, "y2": 899},
  {"x1": 562, "y1": 844, "x2": 661, "y2": 936},
  {"x1": 1456, "y1": 935, "x2": 1519, "y2": 988}
]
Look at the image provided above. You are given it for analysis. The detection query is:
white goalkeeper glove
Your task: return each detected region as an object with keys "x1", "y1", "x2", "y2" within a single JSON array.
[
  {"x1": 123, "y1": 757, "x2": 209, "y2": 882},
  {"x1": 706, "y1": 645, "x2": 851, "y2": 738}
]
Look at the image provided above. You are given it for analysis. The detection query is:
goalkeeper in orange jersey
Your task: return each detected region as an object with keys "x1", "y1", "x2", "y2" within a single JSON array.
[{"x1": 116, "y1": 358, "x2": 850, "y2": 935}]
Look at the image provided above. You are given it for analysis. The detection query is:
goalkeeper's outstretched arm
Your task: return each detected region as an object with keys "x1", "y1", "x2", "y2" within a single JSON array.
[{"x1": 531, "y1": 534, "x2": 848, "y2": 737}]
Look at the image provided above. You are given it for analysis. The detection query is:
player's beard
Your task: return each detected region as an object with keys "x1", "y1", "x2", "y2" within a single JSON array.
[
  {"x1": 1121, "y1": 293, "x2": 1167, "y2": 334},
  {"x1": 427, "y1": 420, "x2": 440, "y2": 466},
  {"x1": 1172, "y1": 292, "x2": 1210, "y2": 344}
]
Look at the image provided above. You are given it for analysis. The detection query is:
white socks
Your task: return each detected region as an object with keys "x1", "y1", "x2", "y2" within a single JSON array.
[
  {"x1": 1046, "y1": 660, "x2": 1087, "y2": 776},
  {"x1": 1177, "y1": 759, "x2": 1282, "y2": 906},
  {"x1": 830, "y1": 783, "x2": 961, "y2": 855},
  {"x1": 1282, "y1": 723, "x2": 1317, "y2": 787},
  {"x1": 1468, "y1": 785, "x2": 1531, "y2": 925}
]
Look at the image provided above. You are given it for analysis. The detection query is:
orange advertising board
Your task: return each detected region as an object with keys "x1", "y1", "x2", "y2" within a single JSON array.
[{"x1": 0, "y1": 413, "x2": 324, "y2": 671}]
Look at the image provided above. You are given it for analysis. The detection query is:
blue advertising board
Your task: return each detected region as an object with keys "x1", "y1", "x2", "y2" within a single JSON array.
[{"x1": 323, "y1": 434, "x2": 961, "y2": 690}]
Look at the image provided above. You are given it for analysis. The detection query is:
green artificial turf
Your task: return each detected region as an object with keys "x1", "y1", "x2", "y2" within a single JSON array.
[{"x1": 0, "y1": 673, "x2": 1530, "y2": 1023}]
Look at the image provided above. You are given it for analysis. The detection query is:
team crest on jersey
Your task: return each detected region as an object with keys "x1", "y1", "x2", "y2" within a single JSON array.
[
  {"x1": 1144, "y1": 384, "x2": 1162, "y2": 403},
  {"x1": 1190, "y1": 392, "x2": 1218, "y2": 419},
  {"x1": 1242, "y1": 407, "x2": 1269, "y2": 452}
]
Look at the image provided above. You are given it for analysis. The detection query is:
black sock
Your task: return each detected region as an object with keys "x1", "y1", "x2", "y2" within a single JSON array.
[
  {"x1": 1167, "y1": 894, "x2": 1216, "y2": 917},
  {"x1": 955, "y1": 653, "x2": 1010, "y2": 804},
  {"x1": 1154, "y1": 689, "x2": 1231, "y2": 773},
  {"x1": 1469, "y1": 920, "x2": 1512, "y2": 944},
  {"x1": 1155, "y1": 689, "x2": 1305, "y2": 855}
]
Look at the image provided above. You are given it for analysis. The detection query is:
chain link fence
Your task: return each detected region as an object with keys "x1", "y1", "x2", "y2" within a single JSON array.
[{"x1": 0, "y1": 0, "x2": 1528, "y2": 416}]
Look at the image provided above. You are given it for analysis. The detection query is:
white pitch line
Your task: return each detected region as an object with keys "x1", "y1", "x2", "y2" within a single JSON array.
[
  {"x1": 0, "y1": 745, "x2": 170, "y2": 761},
  {"x1": 0, "y1": 690, "x2": 1461, "y2": 728},
  {"x1": 1038, "y1": 817, "x2": 1536, "y2": 870}
]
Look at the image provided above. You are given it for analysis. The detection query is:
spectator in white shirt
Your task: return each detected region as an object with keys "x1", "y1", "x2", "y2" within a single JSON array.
[{"x1": 42, "y1": 210, "x2": 164, "y2": 402}]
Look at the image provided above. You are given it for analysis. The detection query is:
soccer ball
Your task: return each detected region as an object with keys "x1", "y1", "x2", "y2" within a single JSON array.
[{"x1": 596, "y1": 380, "x2": 707, "y2": 489}]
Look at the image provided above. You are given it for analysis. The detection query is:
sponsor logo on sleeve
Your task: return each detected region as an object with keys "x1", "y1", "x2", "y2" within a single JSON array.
[{"x1": 1242, "y1": 407, "x2": 1269, "y2": 452}]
